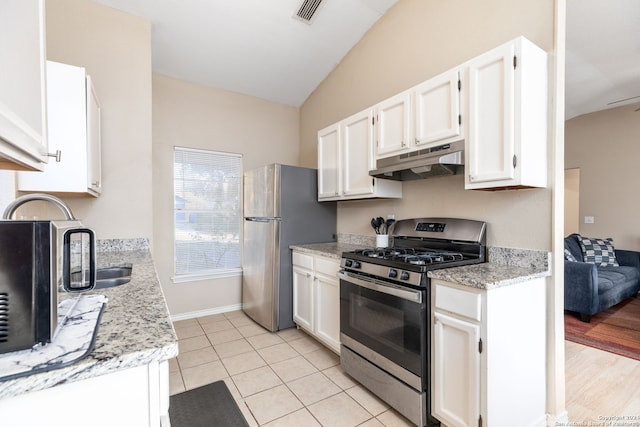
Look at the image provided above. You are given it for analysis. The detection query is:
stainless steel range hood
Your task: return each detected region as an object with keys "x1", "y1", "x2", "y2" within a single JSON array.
[{"x1": 369, "y1": 140, "x2": 464, "y2": 181}]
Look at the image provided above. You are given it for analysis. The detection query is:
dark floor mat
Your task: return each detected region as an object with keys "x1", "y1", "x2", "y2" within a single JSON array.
[{"x1": 169, "y1": 380, "x2": 250, "y2": 427}]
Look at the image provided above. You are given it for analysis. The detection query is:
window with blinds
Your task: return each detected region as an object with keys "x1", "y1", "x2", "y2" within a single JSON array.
[{"x1": 173, "y1": 147, "x2": 242, "y2": 281}]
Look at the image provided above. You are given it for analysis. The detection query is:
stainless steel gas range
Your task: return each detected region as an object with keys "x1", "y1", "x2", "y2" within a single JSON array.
[{"x1": 338, "y1": 218, "x2": 487, "y2": 427}]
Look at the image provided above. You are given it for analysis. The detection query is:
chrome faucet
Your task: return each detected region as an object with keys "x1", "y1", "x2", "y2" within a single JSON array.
[{"x1": 2, "y1": 193, "x2": 76, "y2": 220}]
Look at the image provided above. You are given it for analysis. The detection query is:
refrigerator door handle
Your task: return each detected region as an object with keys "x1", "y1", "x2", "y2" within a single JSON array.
[{"x1": 245, "y1": 217, "x2": 275, "y2": 222}]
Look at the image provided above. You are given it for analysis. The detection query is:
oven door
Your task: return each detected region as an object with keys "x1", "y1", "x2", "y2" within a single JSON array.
[{"x1": 338, "y1": 270, "x2": 426, "y2": 383}]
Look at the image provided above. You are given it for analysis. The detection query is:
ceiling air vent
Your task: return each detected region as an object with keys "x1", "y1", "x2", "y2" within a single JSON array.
[{"x1": 294, "y1": 0, "x2": 325, "y2": 24}]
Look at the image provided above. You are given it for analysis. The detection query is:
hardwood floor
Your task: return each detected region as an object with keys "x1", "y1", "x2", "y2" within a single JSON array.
[
  {"x1": 565, "y1": 340, "x2": 640, "y2": 423},
  {"x1": 565, "y1": 298, "x2": 640, "y2": 360}
]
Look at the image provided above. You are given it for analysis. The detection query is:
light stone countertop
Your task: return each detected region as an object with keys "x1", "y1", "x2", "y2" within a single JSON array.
[
  {"x1": 0, "y1": 240, "x2": 178, "y2": 399},
  {"x1": 290, "y1": 242, "x2": 363, "y2": 259},
  {"x1": 290, "y1": 241, "x2": 551, "y2": 290},
  {"x1": 427, "y1": 262, "x2": 550, "y2": 290}
]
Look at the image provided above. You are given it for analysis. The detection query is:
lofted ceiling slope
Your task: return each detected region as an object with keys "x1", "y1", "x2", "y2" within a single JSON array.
[
  {"x1": 565, "y1": 0, "x2": 640, "y2": 119},
  {"x1": 93, "y1": 0, "x2": 398, "y2": 107},
  {"x1": 93, "y1": 0, "x2": 639, "y2": 117}
]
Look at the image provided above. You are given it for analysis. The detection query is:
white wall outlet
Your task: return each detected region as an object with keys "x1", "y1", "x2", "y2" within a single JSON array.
[
  {"x1": 584, "y1": 216, "x2": 595, "y2": 224},
  {"x1": 387, "y1": 214, "x2": 395, "y2": 219}
]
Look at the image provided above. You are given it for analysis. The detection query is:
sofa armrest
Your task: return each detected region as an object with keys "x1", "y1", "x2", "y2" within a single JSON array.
[
  {"x1": 564, "y1": 260, "x2": 599, "y2": 315},
  {"x1": 615, "y1": 249, "x2": 640, "y2": 270}
]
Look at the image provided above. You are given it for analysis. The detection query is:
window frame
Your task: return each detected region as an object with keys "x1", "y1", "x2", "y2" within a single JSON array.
[{"x1": 171, "y1": 146, "x2": 243, "y2": 283}]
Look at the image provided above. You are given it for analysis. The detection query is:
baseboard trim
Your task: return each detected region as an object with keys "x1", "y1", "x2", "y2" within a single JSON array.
[
  {"x1": 546, "y1": 411, "x2": 569, "y2": 426},
  {"x1": 170, "y1": 304, "x2": 243, "y2": 322}
]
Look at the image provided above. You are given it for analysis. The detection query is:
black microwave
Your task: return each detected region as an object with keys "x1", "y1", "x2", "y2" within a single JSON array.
[{"x1": 0, "y1": 220, "x2": 96, "y2": 354}]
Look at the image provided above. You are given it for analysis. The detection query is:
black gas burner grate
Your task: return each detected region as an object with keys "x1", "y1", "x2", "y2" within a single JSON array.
[
  {"x1": 398, "y1": 252, "x2": 465, "y2": 265},
  {"x1": 355, "y1": 248, "x2": 414, "y2": 258},
  {"x1": 354, "y1": 247, "x2": 466, "y2": 265}
]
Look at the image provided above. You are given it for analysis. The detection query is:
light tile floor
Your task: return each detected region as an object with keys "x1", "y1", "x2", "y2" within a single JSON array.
[{"x1": 170, "y1": 310, "x2": 414, "y2": 427}]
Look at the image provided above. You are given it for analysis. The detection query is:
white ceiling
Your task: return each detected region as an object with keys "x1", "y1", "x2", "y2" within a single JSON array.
[
  {"x1": 93, "y1": 0, "x2": 399, "y2": 107},
  {"x1": 565, "y1": 0, "x2": 640, "y2": 119},
  {"x1": 93, "y1": 0, "x2": 639, "y2": 117}
]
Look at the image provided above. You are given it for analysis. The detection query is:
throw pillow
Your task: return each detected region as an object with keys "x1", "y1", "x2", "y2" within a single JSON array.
[
  {"x1": 564, "y1": 248, "x2": 578, "y2": 262},
  {"x1": 577, "y1": 236, "x2": 619, "y2": 267}
]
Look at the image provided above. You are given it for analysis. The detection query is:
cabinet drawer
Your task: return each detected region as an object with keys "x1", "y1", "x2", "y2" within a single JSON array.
[
  {"x1": 292, "y1": 251, "x2": 314, "y2": 270},
  {"x1": 434, "y1": 283, "x2": 481, "y2": 321},
  {"x1": 315, "y1": 256, "x2": 340, "y2": 278}
]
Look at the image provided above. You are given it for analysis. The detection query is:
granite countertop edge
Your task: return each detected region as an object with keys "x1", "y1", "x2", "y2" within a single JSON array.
[
  {"x1": 0, "y1": 244, "x2": 178, "y2": 400},
  {"x1": 290, "y1": 241, "x2": 551, "y2": 289},
  {"x1": 290, "y1": 242, "x2": 361, "y2": 259},
  {"x1": 427, "y1": 263, "x2": 550, "y2": 290}
]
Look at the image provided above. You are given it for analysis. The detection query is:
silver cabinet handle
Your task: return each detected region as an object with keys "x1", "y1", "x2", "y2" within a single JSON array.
[{"x1": 47, "y1": 150, "x2": 62, "y2": 162}]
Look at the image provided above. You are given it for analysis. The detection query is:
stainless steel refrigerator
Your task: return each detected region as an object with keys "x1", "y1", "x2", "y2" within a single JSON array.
[{"x1": 242, "y1": 164, "x2": 336, "y2": 332}]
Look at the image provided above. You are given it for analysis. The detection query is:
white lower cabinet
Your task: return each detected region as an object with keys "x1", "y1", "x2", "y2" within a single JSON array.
[
  {"x1": 292, "y1": 251, "x2": 340, "y2": 353},
  {"x1": 292, "y1": 260, "x2": 314, "y2": 332},
  {"x1": 433, "y1": 310, "x2": 480, "y2": 427},
  {"x1": 0, "y1": 360, "x2": 170, "y2": 427},
  {"x1": 431, "y1": 278, "x2": 546, "y2": 427}
]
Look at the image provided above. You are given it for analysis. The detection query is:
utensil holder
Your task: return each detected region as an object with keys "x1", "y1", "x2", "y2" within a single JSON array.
[{"x1": 375, "y1": 234, "x2": 389, "y2": 248}]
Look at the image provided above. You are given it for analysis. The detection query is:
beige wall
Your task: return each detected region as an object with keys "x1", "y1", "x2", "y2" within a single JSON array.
[
  {"x1": 30, "y1": 0, "x2": 154, "y2": 240},
  {"x1": 8, "y1": 0, "x2": 566, "y2": 419},
  {"x1": 565, "y1": 104, "x2": 640, "y2": 250},
  {"x1": 564, "y1": 168, "x2": 580, "y2": 235},
  {"x1": 301, "y1": 3, "x2": 565, "y2": 420},
  {"x1": 300, "y1": 0, "x2": 555, "y2": 251},
  {"x1": 152, "y1": 74, "x2": 300, "y2": 315}
]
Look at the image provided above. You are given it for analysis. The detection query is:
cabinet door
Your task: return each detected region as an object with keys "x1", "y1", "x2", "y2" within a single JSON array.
[
  {"x1": 432, "y1": 310, "x2": 480, "y2": 427},
  {"x1": 317, "y1": 123, "x2": 340, "y2": 200},
  {"x1": 86, "y1": 75, "x2": 102, "y2": 194},
  {"x1": 374, "y1": 91, "x2": 411, "y2": 158},
  {"x1": 414, "y1": 69, "x2": 462, "y2": 147},
  {"x1": 314, "y1": 274, "x2": 340, "y2": 352},
  {"x1": 17, "y1": 61, "x2": 101, "y2": 196},
  {"x1": 0, "y1": 364, "x2": 154, "y2": 427},
  {"x1": 0, "y1": 0, "x2": 47, "y2": 171},
  {"x1": 342, "y1": 109, "x2": 374, "y2": 197},
  {"x1": 314, "y1": 255, "x2": 340, "y2": 353},
  {"x1": 466, "y1": 42, "x2": 516, "y2": 185},
  {"x1": 292, "y1": 266, "x2": 314, "y2": 331}
]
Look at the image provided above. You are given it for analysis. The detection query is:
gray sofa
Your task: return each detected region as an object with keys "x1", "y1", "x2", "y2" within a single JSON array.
[{"x1": 564, "y1": 233, "x2": 640, "y2": 322}]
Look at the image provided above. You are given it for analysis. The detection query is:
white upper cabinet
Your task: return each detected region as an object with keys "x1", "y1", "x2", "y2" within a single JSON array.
[
  {"x1": 465, "y1": 36, "x2": 548, "y2": 190},
  {"x1": 318, "y1": 108, "x2": 401, "y2": 201},
  {"x1": 342, "y1": 109, "x2": 375, "y2": 197},
  {"x1": 317, "y1": 123, "x2": 341, "y2": 199},
  {"x1": 318, "y1": 36, "x2": 548, "y2": 194},
  {"x1": 18, "y1": 61, "x2": 102, "y2": 196},
  {"x1": 0, "y1": 0, "x2": 48, "y2": 171},
  {"x1": 374, "y1": 91, "x2": 412, "y2": 158},
  {"x1": 413, "y1": 69, "x2": 463, "y2": 148}
]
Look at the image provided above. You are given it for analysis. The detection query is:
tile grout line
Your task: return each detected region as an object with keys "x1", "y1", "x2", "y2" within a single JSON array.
[{"x1": 172, "y1": 311, "x2": 407, "y2": 427}]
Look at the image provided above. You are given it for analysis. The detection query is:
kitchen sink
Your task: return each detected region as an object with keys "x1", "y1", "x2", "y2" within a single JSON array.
[
  {"x1": 70, "y1": 264, "x2": 133, "y2": 289},
  {"x1": 95, "y1": 264, "x2": 133, "y2": 289}
]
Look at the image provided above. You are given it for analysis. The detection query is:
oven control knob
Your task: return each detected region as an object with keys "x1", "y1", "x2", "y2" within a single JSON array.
[
  {"x1": 352, "y1": 261, "x2": 361, "y2": 269},
  {"x1": 345, "y1": 260, "x2": 353, "y2": 268},
  {"x1": 388, "y1": 269, "x2": 398, "y2": 278},
  {"x1": 400, "y1": 271, "x2": 410, "y2": 281}
]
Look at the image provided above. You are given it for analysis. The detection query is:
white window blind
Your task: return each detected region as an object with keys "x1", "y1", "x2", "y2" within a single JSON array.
[{"x1": 173, "y1": 147, "x2": 242, "y2": 280}]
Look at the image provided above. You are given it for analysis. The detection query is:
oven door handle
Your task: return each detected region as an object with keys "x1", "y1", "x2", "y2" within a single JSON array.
[{"x1": 337, "y1": 271, "x2": 423, "y2": 303}]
